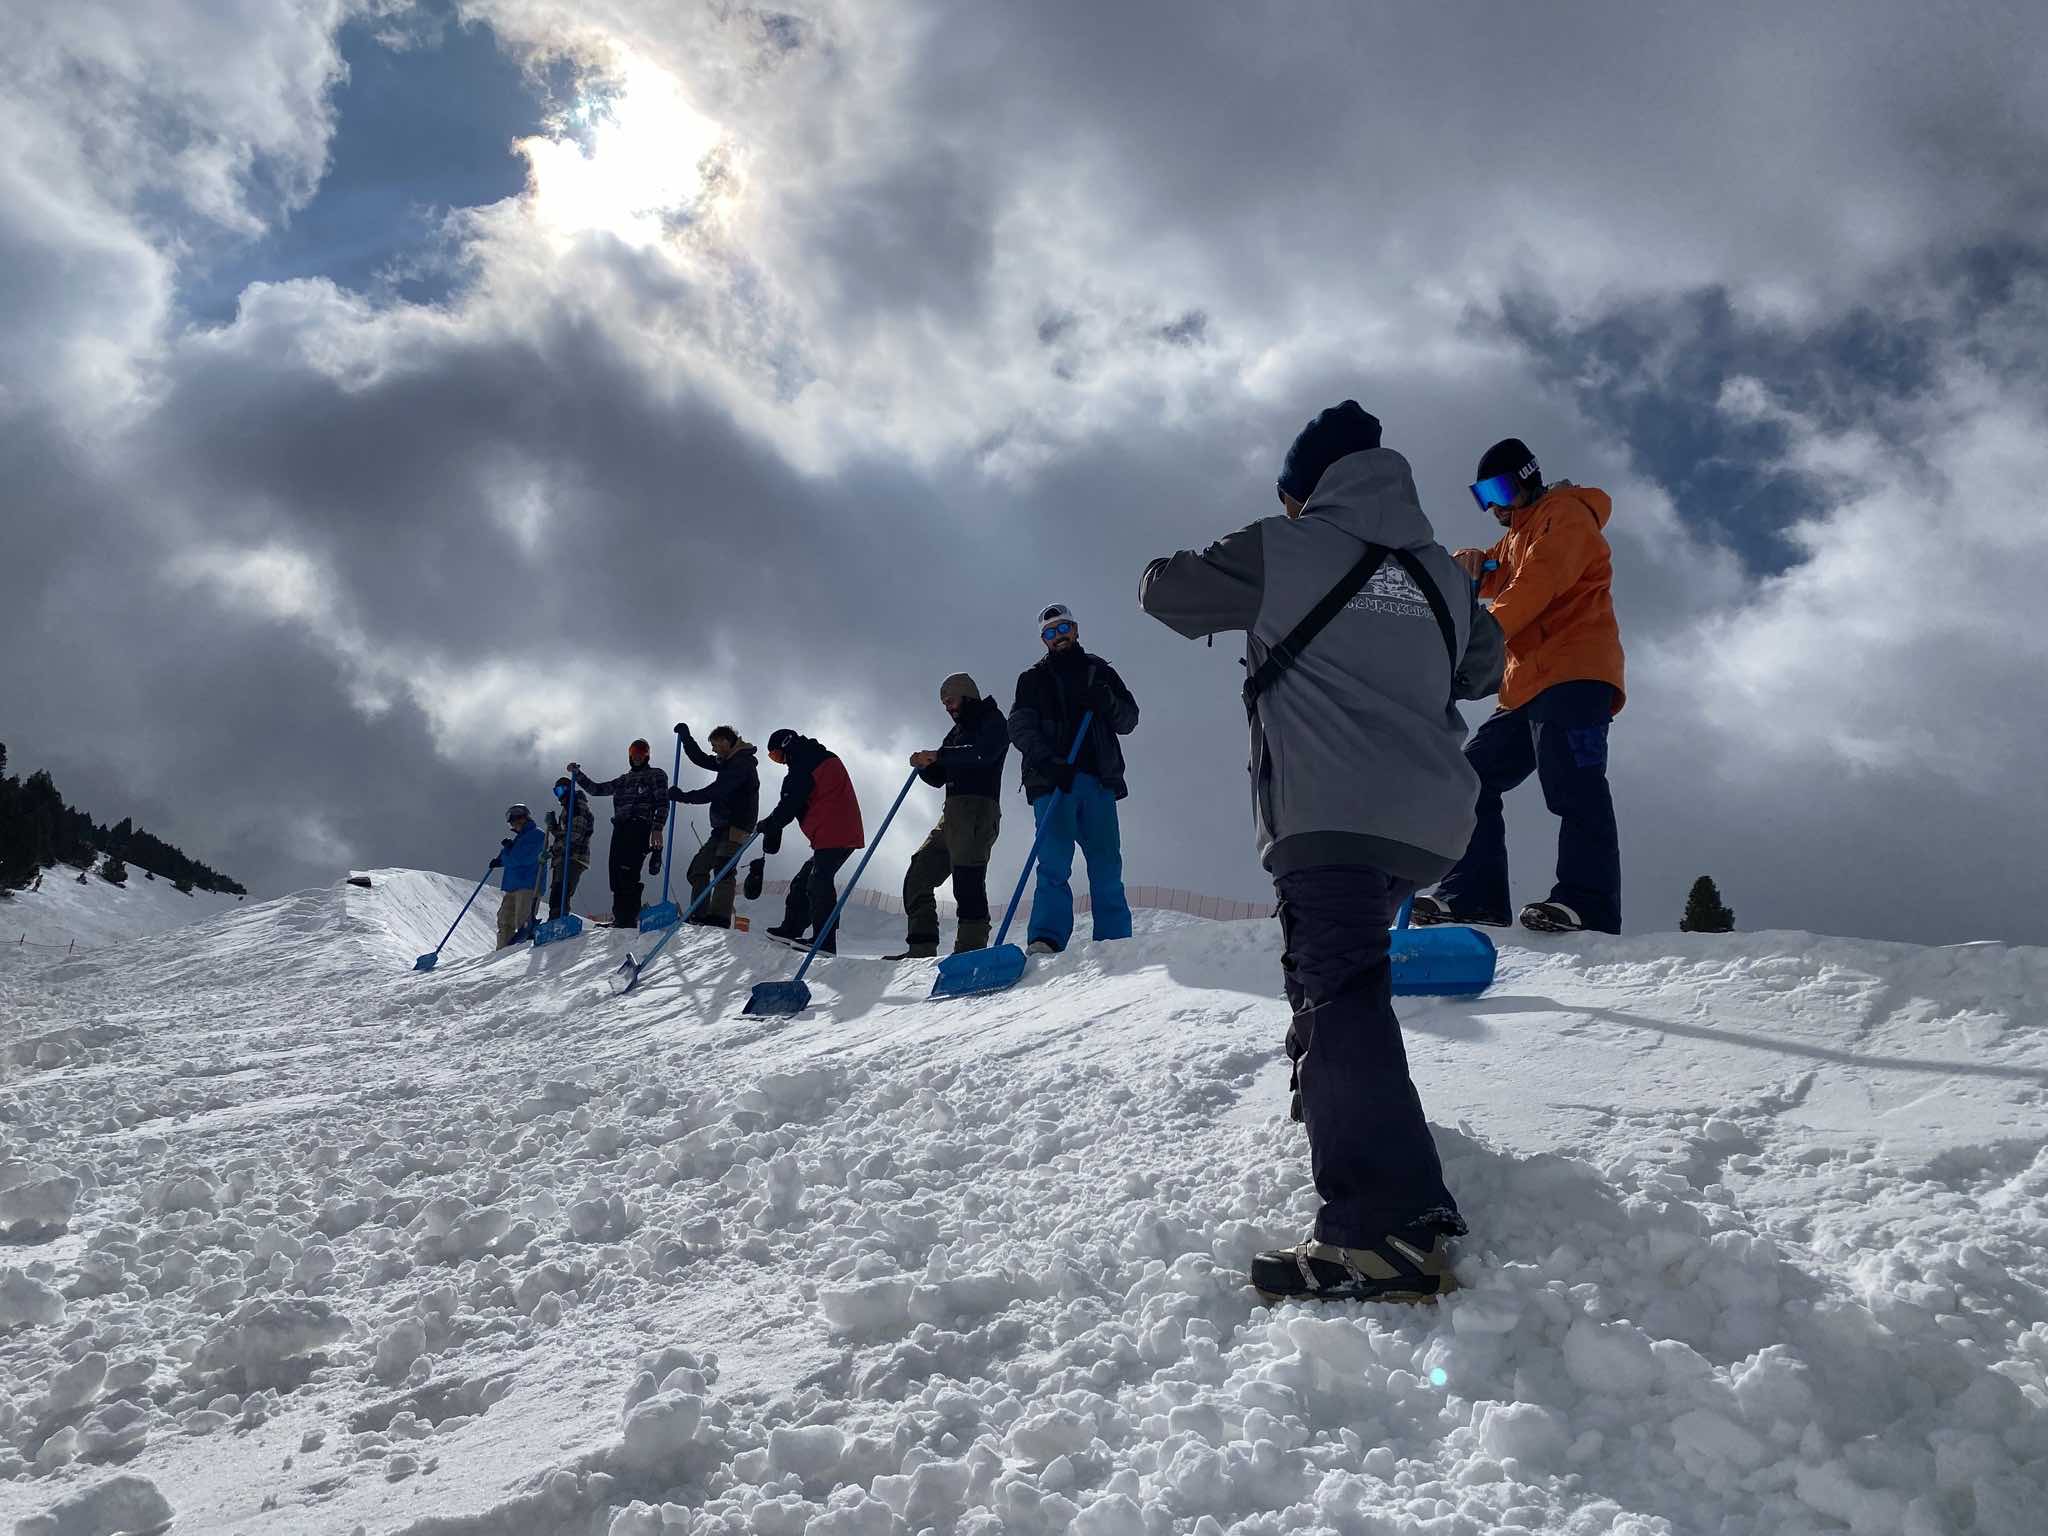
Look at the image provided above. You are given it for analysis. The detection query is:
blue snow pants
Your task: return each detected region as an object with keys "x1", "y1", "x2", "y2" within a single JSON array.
[
  {"x1": 1276, "y1": 864, "x2": 1458, "y2": 1245},
  {"x1": 1026, "y1": 773, "x2": 1133, "y2": 950},
  {"x1": 1435, "y1": 678, "x2": 1621, "y2": 932}
]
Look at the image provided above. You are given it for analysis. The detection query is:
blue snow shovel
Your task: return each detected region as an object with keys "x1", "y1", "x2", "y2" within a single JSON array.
[
  {"x1": 1388, "y1": 894, "x2": 1496, "y2": 997},
  {"x1": 415, "y1": 866, "x2": 492, "y2": 971},
  {"x1": 637, "y1": 728, "x2": 688, "y2": 932},
  {"x1": 610, "y1": 829, "x2": 763, "y2": 996},
  {"x1": 531, "y1": 779, "x2": 585, "y2": 947},
  {"x1": 930, "y1": 712, "x2": 1094, "y2": 1001},
  {"x1": 742, "y1": 768, "x2": 922, "y2": 1017}
]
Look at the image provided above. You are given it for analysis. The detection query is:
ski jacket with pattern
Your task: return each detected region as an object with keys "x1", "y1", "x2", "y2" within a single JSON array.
[
  {"x1": 498, "y1": 821, "x2": 545, "y2": 891},
  {"x1": 545, "y1": 797, "x2": 594, "y2": 869},
  {"x1": 571, "y1": 763, "x2": 671, "y2": 828},
  {"x1": 672, "y1": 736, "x2": 761, "y2": 833},
  {"x1": 1009, "y1": 650, "x2": 1140, "y2": 802},
  {"x1": 760, "y1": 736, "x2": 866, "y2": 850},
  {"x1": 1139, "y1": 447, "x2": 1506, "y2": 883},
  {"x1": 1467, "y1": 482, "x2": 1625, "y2": 714},
  {"x1": 918, "y1": 696, "x2": 1010, "y2": 800}
]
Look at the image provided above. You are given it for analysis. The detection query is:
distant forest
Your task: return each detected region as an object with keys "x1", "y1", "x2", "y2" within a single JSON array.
[{"x1": 0, "y1": 742, "x2": 245, "y2": 895}]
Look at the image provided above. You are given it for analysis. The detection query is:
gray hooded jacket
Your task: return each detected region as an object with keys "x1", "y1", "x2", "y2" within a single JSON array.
[{"x1": 1139, "y1": 448, "x2": 1505, "y2": 882}]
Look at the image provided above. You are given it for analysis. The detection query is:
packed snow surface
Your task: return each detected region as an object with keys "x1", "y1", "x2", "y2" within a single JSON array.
[
  {"x1": 1, "y1": 869, "x2": 2044, "y2": 1535},
  {"x1": 2, "y1": 872, "x2": 241, "y2": 952}
]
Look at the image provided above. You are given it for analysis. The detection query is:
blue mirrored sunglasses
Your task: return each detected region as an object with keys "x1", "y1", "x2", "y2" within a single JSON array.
[
  {"x1": 1041, "y1": 621, "x2": 1077, "y2": 641},
  {"x1": 1470, "y1": 473, "x2": 1519, "y2": 511}
]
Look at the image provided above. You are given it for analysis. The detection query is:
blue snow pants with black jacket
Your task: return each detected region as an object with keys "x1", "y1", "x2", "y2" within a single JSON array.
[{"x1": 1025, "y1": 772, "x2": 1132, "y2": 951}]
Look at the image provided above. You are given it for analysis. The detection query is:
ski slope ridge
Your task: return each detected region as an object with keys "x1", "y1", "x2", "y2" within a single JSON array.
[{"x1": 1, "y1": 870, "x2": 2044, "y2": 1535}]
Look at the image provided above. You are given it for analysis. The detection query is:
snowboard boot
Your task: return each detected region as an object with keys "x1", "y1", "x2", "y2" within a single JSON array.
[
  {"x1": 1410, "y1": 893, "x2": 1512, "y2": 928},
  {"x1": 884, "y1": 935, "x2": 941, "y2": 961},
  {"x1": 688, "y1": 912, "x2": 732, "y2": 929},
  {"x1": 1027, "y1": 939, "x2": 1061, "y2": 957},
  {"x1": 1250, "y1": 1210, "x2": 1466, "y2": 1305},
  {"x1": 953, "y1": 921, "x2": 991, "y2": 954},
  {"x1": 765, "y1": 923, "x2": 804, "y2": 942},
  {"x1": 1519, "y1": 901, "x2": 1585, "y2": 934}
]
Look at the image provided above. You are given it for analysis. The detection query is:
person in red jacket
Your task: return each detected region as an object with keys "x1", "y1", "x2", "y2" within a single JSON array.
[{"x1": 758, "y1": 729, "x2": 866, "y2": 955}]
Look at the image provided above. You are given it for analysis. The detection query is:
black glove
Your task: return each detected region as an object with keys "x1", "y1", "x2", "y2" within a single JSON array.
[
  {"x1": 743, "y1": 857, "x2": 766, "y2": 902},
  {"x1": 647, "y1": 847, "x2": 662, "y2": 875},
  {"x1": 501, "y1": 836, "x2": 515, "y2": 848},
  {"x1": 489, "y1": 856, "x2": 503, "y2": 870},
  {"x1": 761, "y1": 823, "x2": 783, "y2": 856},
  {"x1": 674, "y1": 722, "x2": 688, "y2": 738},
  {"x1": 1048, "y1": 762, "x2": 1078, "y2": 794}
]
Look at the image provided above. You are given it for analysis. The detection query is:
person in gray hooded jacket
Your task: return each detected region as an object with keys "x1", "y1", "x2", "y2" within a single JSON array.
[{"x1": 1139, "y1": 399, "x2": 1505, "y2": 1306}]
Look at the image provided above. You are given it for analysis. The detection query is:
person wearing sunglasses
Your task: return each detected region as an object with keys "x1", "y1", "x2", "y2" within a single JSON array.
[
  {"x1": 1007, "y1": 604, "x2": 1140, "y2": 955},
  {"x1": 488, "y1": 804, "x2": 546, "y2": 948},
  {"x1": 1413, "y1": 437, "x2": 1625, "y2": 935},
  {"x1": 1139, "y1": 398, "x2": 1504, "y2": 1305}
]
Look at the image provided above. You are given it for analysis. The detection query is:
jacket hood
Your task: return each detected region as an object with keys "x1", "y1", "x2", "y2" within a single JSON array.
[
  {"x1": 1300, "y1": 448, "x2": 1438, "y2": 550},
  {"x1": 1519, "y1": 481, "x2": 1612, "y2": 532},
  {"x1": 727, "y1": 742, "x2": 757, "y2": 763}
]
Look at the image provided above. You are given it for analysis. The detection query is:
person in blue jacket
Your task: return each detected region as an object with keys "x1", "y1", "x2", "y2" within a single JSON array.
[{"x1": 490, "y1": 804, "x2": 545, "y2": 947}]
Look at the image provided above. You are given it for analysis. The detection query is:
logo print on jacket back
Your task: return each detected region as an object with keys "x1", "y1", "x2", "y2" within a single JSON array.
[{"x1": 1343, "y1": 561, "x2": 1432, "y2": 620}]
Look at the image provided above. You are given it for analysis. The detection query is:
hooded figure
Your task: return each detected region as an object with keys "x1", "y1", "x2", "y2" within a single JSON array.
[
  {"x1": 758, "y1": 731, "x2": 865, "y2": 955},
  {"x1": 1140, "y1": 399, "x2": 1506, "y2": 1307}
]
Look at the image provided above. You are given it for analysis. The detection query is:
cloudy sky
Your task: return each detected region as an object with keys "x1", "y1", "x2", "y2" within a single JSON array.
[{"x1": 4, "y1": 0, "x2": 2047, "y2": 945}]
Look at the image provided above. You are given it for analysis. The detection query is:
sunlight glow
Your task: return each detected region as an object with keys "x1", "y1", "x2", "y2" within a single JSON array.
[{"x1": 518, "y1": 52, "x2": 727, "y2": 249}]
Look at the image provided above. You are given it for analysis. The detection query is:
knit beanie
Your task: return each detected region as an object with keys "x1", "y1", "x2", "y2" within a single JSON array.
[
  {"x1": 939, "y1": 673, "x2": 981, "y2": 704},
  {"x1": 1277, "y1": 400, "x2": 1383, "y2": 504},
  {"x1": 1476, "y1": 437, "x2": 1541, "y2": 490}
]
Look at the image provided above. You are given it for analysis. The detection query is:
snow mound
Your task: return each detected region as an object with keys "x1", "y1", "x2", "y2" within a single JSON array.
[
  {"x1": 0, "y1": 872, "x2": 2042, "y2": 1534},
  {"x1": 0, "y1": 870, "x2": 238, "y2": 952}
]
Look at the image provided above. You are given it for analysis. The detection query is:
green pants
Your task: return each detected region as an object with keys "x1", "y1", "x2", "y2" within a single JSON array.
[
  {"x1": 904, "y1": 796, "x2": 1000, "y2": 945},
  {"x1": 687, "y1": 827, "x2": 750, "y2": 920}
]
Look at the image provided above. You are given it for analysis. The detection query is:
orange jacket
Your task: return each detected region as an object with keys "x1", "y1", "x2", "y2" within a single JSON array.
[{"x1": 1468, "y1": 483, "x2": 1625, "y2": 714}]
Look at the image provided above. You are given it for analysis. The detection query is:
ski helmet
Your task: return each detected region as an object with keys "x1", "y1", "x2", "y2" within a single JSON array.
[
  {"x1": 506, "y1": 803, "x2": 531, "y2": 822},
  {"x1": 628, "y1": 738, "x2": 651, "y2": 763}
]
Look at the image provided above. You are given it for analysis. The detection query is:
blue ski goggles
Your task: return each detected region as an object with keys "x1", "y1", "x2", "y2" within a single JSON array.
[
  {"x1": 1041, "y1": 621, "x2": 1077, "y2": 642},
  {"x1": 1470, "y1": 473, "x2": 1521, "y2": 511}
]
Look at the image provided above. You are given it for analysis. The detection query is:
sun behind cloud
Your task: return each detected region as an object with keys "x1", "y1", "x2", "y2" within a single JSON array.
[{"x1": 516, "y1": 50, "x2": 729, "y2": 249}]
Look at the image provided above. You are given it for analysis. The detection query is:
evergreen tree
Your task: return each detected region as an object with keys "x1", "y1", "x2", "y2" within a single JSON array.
[
  {"x1": 100, "y1": 854, "x2": 129, "y2": 885},
  {"x1": 1680, "y1": 875, "x2": 1735, "y2": 933}
]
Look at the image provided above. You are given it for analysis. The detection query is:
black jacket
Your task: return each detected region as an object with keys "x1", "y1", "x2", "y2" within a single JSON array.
[
  {"x1": 572, "y1": 763, "x2": 670, "y2": 826},
  {"x1": 918, "y1": 696, "x2": 1009, "y2": 800},
  {"x1": 1009, "y1": 649, "x2": 1140, "y2": 801},
  {"x1": 670, "y1": 735, "x2": 760, "y2": 833}
]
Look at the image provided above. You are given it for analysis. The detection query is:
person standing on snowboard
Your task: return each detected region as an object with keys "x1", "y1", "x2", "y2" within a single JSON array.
[
  {"x1": 1411, "y1": 437, "x2": 1625, "y2": 935},
  {"x1": 1008, "y1": 604, "x2": 1139, "y2": 955},
  {"x1": 570, "y1": 739, "x2": 670, "y2": 928},
  {"x1": 888, "y1": 673, "x2": 1008, "y2": 960},
  {"x1": 542, "y1": 776, "x2": 593, "y2": 921},
  {"x1": 490, "y1": 804, "x2": 547, "y2": 948},
  {"x1": 758, "y1": 730, "x2": 865, "y2": 955},
  {"x1": 668, "y1": 724, "x2": 759, "y2": 928},
  {"x1": 1139, "y1": 399, "x2": 1506, "y2": 1303}
]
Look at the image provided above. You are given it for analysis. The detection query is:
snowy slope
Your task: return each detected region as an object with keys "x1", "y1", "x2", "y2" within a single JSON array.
[
  {"x1": 1, "y1": 867, "x2": 243, "y2": 952},
  {"x1": 1, "y1": 871, "x2": 2044, "y2": 1536}
]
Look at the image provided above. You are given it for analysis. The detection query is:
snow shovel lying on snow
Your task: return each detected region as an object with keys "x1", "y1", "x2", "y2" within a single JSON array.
[
  {"x1": 416, "y1": 865, "x2": 493, "y2": 971},
  {"x1": 1388, "y1": 895, "x2": 1496, "y2": 997},
  {"x1": 530, "y1": 777, "x2": 584, "y2": 947},
  {"x1": 742, "y1": 769, "x2": 921, "y2": 1017},
  {"x1": 609, "y1": 829, "x2": 763, "y2": 996},
  {"x1": 930, "y1": 712, "x2": 1093, "y2": 1001},
  {"x1": 637, "y1": 729, "x2": 690, "y2": 932}
]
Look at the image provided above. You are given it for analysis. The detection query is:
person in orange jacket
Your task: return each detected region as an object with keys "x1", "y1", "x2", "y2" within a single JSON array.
[{"x1": 1412, "y1": 438, "x2": 1625, "y2": 934}]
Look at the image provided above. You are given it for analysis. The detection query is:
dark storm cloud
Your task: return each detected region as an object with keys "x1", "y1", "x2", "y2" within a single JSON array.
[{"x1": 4, "y1": 0, "x2": 2048, "y2": 951}]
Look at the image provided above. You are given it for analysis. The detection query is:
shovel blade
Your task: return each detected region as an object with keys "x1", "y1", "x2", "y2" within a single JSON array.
[
  {"x1": 607, "y1": 955, "x2": 642, "y2": 995},
  {"x1": 637, "y1": 902, "x2": 680, "y2": 933},
  {"x1": 531, "y1": 914, "x2": 584, "y2": 947},
  {"x1": 743, "y1": 978, "x2": 812, "y2": 1017},
  {"x1": 929, "y1": 943, "x2": 1027, "y2": 1000},
  {"x1": 1389, "y1": 925, "x2": 1497, "y2": 997},
  {"x1": 413, "y1": 953, "x2": 439, "y2": 972}
]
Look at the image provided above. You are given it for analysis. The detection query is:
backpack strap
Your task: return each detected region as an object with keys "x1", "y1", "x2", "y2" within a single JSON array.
[
  {"x1": 1387, "y1": 547, "x2": 1461, "y2": 681},
  {"x1": 1243, "y1": 543, "x2": 1390, "y2": 720}
]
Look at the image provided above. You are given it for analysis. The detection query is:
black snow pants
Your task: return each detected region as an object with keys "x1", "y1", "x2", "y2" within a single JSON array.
[
  {"x1": 544, "y1": 857, "x2": 585, "y2": 921},
  {"x1": 1275, "y1": 864, "x2": 1459, "y2": 1248},
  {"x1": 776, "y1": 848, "x2": 856, "y2": 953},
  {"x1": 607, "y1": 819, "x2": 656, "y2": 930}
]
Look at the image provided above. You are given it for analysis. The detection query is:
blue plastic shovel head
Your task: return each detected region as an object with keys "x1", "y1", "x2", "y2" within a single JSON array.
[
  {"x1": 607, "y1": 953, "x2": 642, "y2": 995},
  {"x1": 1389, "y1": 925, "x2": 1497, "y2": 997},
  {"x1": 637, "y1": 901, "x2": 680, "y2": 933},
  {"x1": 929, "y1": 942, "x2": 1027, "y2": 1000},
  {"x1": 531, "y1": 913, "x2": 584, "y2": 947},
  {"x1": 743, "y1": 978, "x2": 812, "y2": 1017},
  {"x1": 413, "y1": 952, "x2": 438, "y2": 972}
]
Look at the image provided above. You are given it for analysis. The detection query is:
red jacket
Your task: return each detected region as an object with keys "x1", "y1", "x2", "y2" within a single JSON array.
[{"x1": 762, "y1": 736, "x2": 867, "y2": 850}]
